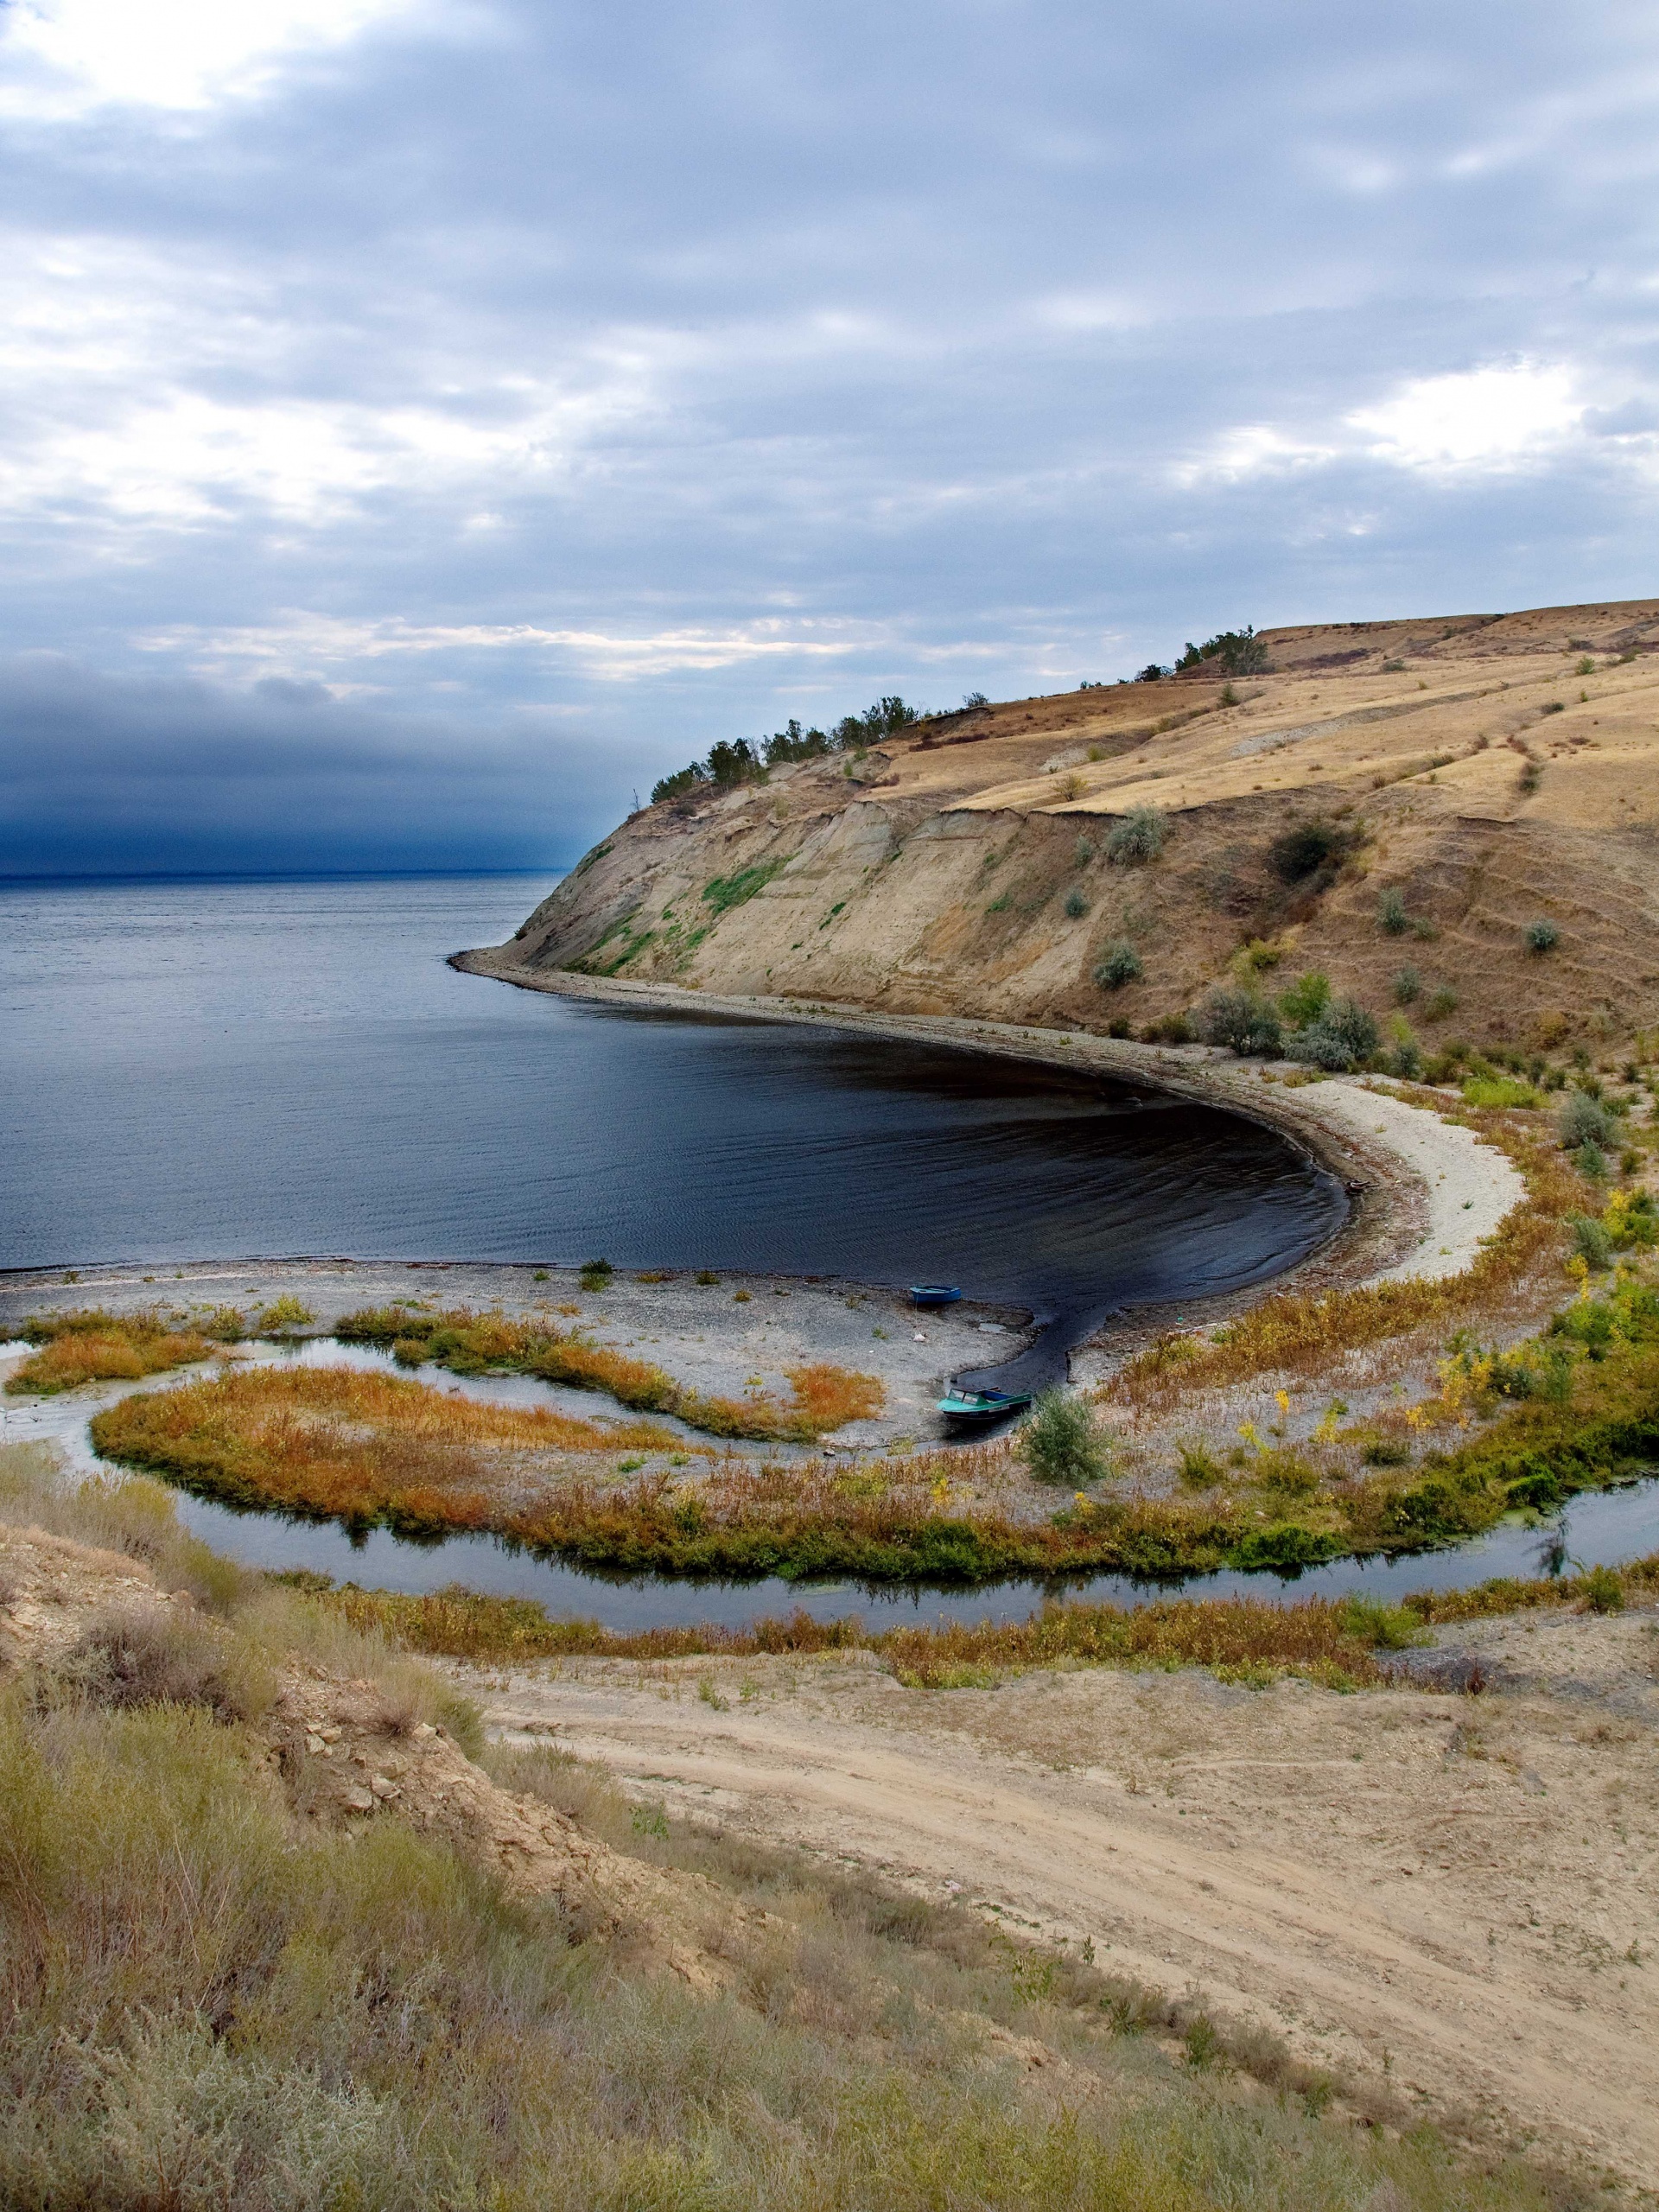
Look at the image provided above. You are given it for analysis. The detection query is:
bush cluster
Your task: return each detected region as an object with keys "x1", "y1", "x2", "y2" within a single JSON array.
[
  {"x1": 1134, "y1": 626, "x2": 1270, "y2": 680},
  {"x1": 651, "y1": 697, "x2": 923, "y2": 803},
  {"x1": 1193, "y1": 969, "x2": 1378, "y2": 1071},
  {"x1": 1105, "y1": 805, "x2": 1167, "y2": 863}
]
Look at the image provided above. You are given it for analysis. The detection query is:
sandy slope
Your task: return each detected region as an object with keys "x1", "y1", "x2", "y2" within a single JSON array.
[
  {"x1": 476, "y1": 1613, "x2": 1659, "y2": 2185},
  {"x1": 466, "y1": 594, "x2": 1659, "y2": 1053}
]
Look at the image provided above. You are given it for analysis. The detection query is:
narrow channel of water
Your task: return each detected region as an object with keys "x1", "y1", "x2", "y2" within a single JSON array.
[
  {"x1": 160, "y1": 1475, "x2": 1659, "y2": 1634},
  {"x1": 10, "y1": 1339, "x2": 1655, "y2": 1635}
]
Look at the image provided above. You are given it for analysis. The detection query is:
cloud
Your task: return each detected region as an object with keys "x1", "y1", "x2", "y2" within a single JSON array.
[
  {"x1": 0, "y1": 0, "x2": 430, "y2": 115},
  {"x1": 0, "y1": 657, "x2": 611, "y2": 874},
  {"x1": 1349, "y1": 363, "x2": 1583, "y2": 472},
  {"x1": 136, "y1": 611, "x2": 890, "y2": 682},
  {"x1": 2, "y1": 0, "x2": 1659, "y2": 873}
]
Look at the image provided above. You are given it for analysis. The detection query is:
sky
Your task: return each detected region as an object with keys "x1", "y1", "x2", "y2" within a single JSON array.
[{"x1": 2, "y1": 0, "x2": 1657, "y2": 875}]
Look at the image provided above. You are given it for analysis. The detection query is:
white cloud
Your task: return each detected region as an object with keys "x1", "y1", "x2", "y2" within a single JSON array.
[
  {"x1": 1349, "y1": 362, "x2": 1581, "y2": 471},
  {"x1": 0, "y1": 0, "x2": 427, "y2": 116},
  {"x1": 134, "y1": 611, "x2": 880, "y2": 681},
  {"x1": 0, "y1": 381, "x2": 649, "y2": 530},
  {"x1": 1179, "y1": 363, "x2": 1590, "y2": 491},
  {"x1": 1174, "y1": 424, "x2": 1338, "y2": 487}
]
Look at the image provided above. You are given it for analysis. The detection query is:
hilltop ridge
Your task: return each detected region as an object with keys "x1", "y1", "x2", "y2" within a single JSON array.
[{"x1": 464, "y1": 596, "x2": 1659, "y2": 1052}]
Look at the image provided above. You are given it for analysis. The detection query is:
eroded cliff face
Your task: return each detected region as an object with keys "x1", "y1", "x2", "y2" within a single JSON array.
[{"x1": 466, "y1": 598, "x2": 1659, "y2": 1050}]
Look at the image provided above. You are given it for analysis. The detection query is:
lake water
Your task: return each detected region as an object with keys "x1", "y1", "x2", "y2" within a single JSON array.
[
  {"x1": 0, "y1": 876, "x2": 1342, "y2": 1332},
  {"x1": 3, "y1": 874, "x2": 1653, "y2": 1622}
]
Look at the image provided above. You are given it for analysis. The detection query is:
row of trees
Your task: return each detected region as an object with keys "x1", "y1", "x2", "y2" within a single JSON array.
[
  {"x1": 651, "y1": 696, "x2": 924, "y2": 804},
  {"x1": 1135, "y1": 625, "x2": 1271, "y2": 683}
]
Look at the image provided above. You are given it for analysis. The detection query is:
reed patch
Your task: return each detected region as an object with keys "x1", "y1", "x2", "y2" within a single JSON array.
[
  {"x1": 335, "y1": 1303, "x2": 884, "y2": 1440},
  {"x1": 6, "y1": 1308, "x2": 222, "y2": 1395}
]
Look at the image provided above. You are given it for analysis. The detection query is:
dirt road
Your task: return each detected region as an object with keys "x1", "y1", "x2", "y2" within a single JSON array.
[{"x1": 473, "y1": 1605, "x2": 1659, "y2": 2185}]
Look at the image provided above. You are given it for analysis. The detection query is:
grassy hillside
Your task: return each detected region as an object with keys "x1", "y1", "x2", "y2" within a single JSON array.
[{"x1": 0, "y1": 1440, "x2": 1576, "y2": 2211}]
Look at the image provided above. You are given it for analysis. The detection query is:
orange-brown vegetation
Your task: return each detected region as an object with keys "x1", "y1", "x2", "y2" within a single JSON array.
[
  {"x1": 90, "y1": 1366, "x2": 683, "y2": 1534},
  {"x1": 335, "y1": 1305, "x2": 884, "y2": 1440},
  {"x1": 301, "y1": 1552, "x2": 1658, "y2": 1685},
  {"x1": 5, "y1": 1308, "x2": 221, "y2": 1395},
  {"x1": 1105, "y1": 1109, "x2": 1579, "y2": 1414}
]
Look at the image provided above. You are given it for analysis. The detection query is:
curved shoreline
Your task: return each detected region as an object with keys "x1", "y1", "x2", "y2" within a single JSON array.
[{"x1": 450, "y1": 951, "x2": 1526, "y2": 1320}]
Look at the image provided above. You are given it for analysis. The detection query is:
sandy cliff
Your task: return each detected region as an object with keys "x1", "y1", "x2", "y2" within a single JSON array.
[{"x1": 462, "y1": 597, "x2": 1659, "y2": 1051}]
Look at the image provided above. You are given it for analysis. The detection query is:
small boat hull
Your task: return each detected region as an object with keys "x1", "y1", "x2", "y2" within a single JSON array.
[
  {"x1": 938, "y1": 1387, "x2": 1033, "y2": 1421},
  {"x1": 910, "y1": 1285, "x2": 963, "y2": 1308}
]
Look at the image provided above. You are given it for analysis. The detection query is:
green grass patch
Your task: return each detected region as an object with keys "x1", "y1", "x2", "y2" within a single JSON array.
[{"x1": 702, "y1": 857, "x2": 787, "y2": 914}]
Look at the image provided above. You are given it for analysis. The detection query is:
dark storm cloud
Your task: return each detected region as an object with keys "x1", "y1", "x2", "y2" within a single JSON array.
[
  {"x1": 0, "y1": 657, "x2": 607, "y2": 874},
  {"x1": 1, "y1": 0, "x2": 1656, "y2": 871}
]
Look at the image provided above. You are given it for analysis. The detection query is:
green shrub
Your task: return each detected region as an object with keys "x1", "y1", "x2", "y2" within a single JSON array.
[
  {"x1": 1361, "y1": 1435, "x2": 1412, "y2": 1466},
  {"x1": 1580, "y1": 1564, "x2": 1624, "y2": 1613},
  {"x1": 1389, "y1": 1039, "x2": 1423, "y2": 1079},
  {"x1": 1524, "y1": 918, "x2": 1560, "y2": 954},
  {"x1": 1377, "y1": 887, "x2": 1409, "y2": 935},
  {"x1": 1176, "y1": 1442, "x2": 1222, "y2": 1489},
  {"x1": 1196, "y1": 987, "x2": 1281, "y2": 1057},
  {"x1": 1424, "y1": 985, "x2": 1459, "y2": 1021},
  {"x1": 1022, "y1": 1390, "x2": 1112, "y2": 1485},
  {"x1": 1063, "y1": 887, "x2": 1089, "y2": 919},
  {"x1": 1391, "y1": 966, "x2": 1421, "y2": 1005},
  {"x1": 1094, "y1": 943, "x2": 1142, "y2": 989},
  {"x1": 579, "y1": 1258, "x2": 614, "y2": 1292},
  {"x1": 1290, "y1": 998, "x2": 1378, "y2": 1072},
  {"x1": 1461, "y1": 1076, "x2": 1541, "y2": 1109},
  {"x1": 1334, "y1": 1595, "x2": 1431, "y2": 1650},
  {"x1": 1105, "y1": 805, "x2": 1167, "y2": 863},
  {"x1": 1277, "y1": 971, "x2": 1331, "y2": 1026},
  {"x1": 256, "y1": 1295, "x2": 314, "y2": 1333},
  {"x1": 1568, "y1": 1214, "x2": 1614, "y2": 1268},
  {"x1": 1173, "y1": 624, "x2": 1269, "y2": 676},
  {"x1": 1558, "y1": 1090, "x2": 1615, "y2": 1151}
]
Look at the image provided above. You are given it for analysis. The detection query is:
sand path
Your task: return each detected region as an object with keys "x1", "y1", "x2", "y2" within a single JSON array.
[{"x1": 478, "y1": 1624, "x2": 1659, "y2": 2184}]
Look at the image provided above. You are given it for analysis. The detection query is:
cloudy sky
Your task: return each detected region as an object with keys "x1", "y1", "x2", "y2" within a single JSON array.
[{"x1": 2, "y1": 0, "x2": 1656, "y2": 874}]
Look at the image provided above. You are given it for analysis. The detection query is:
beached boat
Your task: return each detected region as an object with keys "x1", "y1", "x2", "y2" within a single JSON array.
[
  {"x1": 909, "y1": 1285, "x2": 963, "y2": 1308},
  {"x1": 937, "y1": 1385, "x2": 1032, "y2": 1421}
]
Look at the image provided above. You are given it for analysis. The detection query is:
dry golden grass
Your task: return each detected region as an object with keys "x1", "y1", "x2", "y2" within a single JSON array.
[
  {"x1": 90, "y1": 1366, "x2": 683, "y2": 1534},
  {"x1": 6, "y1": 1310, "x2": 219, "y2": 1396},
  {"x1": 1106, "y1": 1108, "x2": 1579, "y2": 1414}
]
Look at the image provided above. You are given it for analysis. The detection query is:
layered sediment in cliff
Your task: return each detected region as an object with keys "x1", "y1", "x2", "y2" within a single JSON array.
[{"x1": 463, "y1": 597, "x2": 1659, "y2": 1052}]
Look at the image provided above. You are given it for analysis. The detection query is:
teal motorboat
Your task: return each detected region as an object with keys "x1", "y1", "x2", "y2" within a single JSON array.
[{"x1": 938, "y1": 1385, "x2": 1033, "y2": 1421}]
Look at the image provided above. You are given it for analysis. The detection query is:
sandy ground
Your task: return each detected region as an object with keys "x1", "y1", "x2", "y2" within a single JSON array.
[{"x1": 471, "y1": 1602, "x2": 1659, "y2": 2187}]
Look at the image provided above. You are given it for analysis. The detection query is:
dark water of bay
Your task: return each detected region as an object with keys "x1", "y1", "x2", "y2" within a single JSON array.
[
  {"x1": 0, "y1": 876, "x2": 1344, "y2": 1327},
  {"x1": 7, "y1": 875, "x2": 1655, "y2": 1624}
]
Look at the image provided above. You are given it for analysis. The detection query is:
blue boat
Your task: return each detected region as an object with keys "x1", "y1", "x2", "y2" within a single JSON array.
[
  {"x1": 938, "y1": 1385, "x2": 1033, "y2": 1421},
  {"x1": 909, "y1": 1285, "x2": 963, "y2": 1308}
]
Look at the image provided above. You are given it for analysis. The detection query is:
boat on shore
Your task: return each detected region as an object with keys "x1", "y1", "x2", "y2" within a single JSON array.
[
  {"x1": 938, "y1": 1384, "x2": 1033, "y2": 1421},
  {"x1": 909, "y1": 1285, "x2": 963, "y2": 1307}
]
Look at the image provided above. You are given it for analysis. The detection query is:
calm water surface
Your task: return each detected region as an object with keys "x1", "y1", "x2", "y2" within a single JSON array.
[
  {"x1": 4, "y1": 874, "x2": 1654, "y2": 1618},
  {"x1": 0, "y1": 876, "x2": 1343, "y2": 1332}
]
